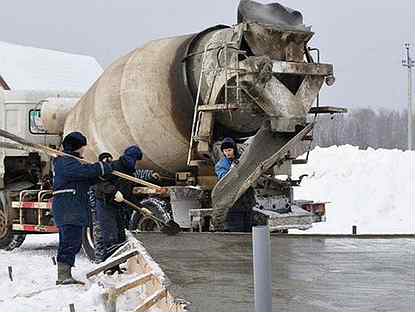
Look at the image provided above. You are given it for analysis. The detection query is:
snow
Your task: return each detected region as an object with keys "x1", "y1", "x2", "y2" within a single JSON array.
[
  {"x1": 0, "y1": 234, "x2": 106, "y2": 312},
  {"x1": 0, "y1": 234, "x2": 165, "y2": 312},
  {"x1": 292, "y1": 145, "x2": 414, "y2": 234},
  {"x1": 0, "y1": 41, "x2": 102, "y2": 92}
]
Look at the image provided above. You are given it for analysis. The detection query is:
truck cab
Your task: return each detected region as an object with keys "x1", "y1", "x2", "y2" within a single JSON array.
[{"x1": 0, "y1": 89, "x2": 80, "y2": 249}]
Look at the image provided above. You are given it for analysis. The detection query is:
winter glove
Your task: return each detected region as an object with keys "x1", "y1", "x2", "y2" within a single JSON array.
[
  {"x1": 151, "y1": 172, "x2": 161, "y2": 181},
  {"x1": 114, "y1": 191, "x2": 124, "y2": 203}
]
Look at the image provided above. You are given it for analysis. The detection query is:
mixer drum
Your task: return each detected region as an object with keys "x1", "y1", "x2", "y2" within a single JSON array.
[
  {"x1": 64, "y1": 35, "x2": 196, "y2": 174},
  {"x1": 64, "y1": 26, "x2": 267, "y2": 174}
]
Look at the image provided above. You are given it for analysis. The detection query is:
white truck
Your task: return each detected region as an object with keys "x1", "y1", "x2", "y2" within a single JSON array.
[{"x1": 0, "y1": 0, "x2": 344, "y2": 257}]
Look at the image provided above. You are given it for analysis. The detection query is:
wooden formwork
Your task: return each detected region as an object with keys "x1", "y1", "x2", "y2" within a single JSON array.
[{"x1": 86, "y1": 233, "x2": 188, "y2": 312}]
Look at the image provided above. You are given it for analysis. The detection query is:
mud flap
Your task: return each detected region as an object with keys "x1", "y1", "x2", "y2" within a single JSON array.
[{"x1": 211, "y1": 122, "x2": 314, "y2": 230}]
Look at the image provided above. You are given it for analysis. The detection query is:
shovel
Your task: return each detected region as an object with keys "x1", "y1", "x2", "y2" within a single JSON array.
[{"x1": 114, "y1": 191, "x2": 180, "y2": 235}]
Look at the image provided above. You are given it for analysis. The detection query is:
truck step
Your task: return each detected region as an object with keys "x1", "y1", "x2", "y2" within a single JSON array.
[{"x1": 255, "y1": 205, "x2": 314, "y2": 231}]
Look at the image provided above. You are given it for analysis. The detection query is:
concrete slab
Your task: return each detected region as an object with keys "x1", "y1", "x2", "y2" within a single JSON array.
[{"x1": 135, "y1": 233, "x2": 415, "y2": 312}]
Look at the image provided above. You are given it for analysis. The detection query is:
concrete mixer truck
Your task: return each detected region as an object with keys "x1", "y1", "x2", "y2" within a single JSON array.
[{"x1": 0, "y1": 0, "x2": 345, "y2": 256}]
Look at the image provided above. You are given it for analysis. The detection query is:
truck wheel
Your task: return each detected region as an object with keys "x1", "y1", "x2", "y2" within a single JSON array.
[
  {"x1": 0, "y1": 193, "x2": 26, "y2": 250},
  {"x1": 81, "y1": 204, "x2": 97, "y2": 261},
  {"x1": 82, "y1": 226, "x2": 96, "y2": 261},
  {"x1": 5, "y1": 234, "x2": 26, "y2": 250},
  {"x1": 0, "y1": 207, "x2": 13, "y2": 248},
  {"x1": 129, "y1": 198, "x2": 172, "y2": 232}
]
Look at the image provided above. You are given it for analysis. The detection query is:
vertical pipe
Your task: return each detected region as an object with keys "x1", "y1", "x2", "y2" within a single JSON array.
[
  {"x1": 403, "y1": 43, "x2": 414, "y2": 151},
  {"x1": 253, "y1": 225, "x2": 272, "y2": 312},
  {"x1": 407, "y1": 45, "x2": 413, "y2": 151}
]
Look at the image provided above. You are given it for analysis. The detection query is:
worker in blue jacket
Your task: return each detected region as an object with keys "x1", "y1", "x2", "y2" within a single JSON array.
[
  {"x1": 215, "y1": 137, "x2": 256, "y2": 232},
  {"x1": 215, "y1": 137, "x2": 240, "y2": 180},
  {"x1": 52, "y1": 132, "x2": 112, "y2": 285},
  {"x1": 94, "y1": 146, "x2": 150, "y2": 264}
]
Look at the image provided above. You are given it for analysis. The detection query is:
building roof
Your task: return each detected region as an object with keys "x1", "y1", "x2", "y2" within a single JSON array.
[{"x1": 0, "y1": 41, "x2": 103, "y2": 92}]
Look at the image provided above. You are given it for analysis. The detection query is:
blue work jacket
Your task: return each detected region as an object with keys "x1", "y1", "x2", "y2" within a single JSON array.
[
  {"x1": 215, "y1": 157, "x2": 234, "y2": 180},
  {"x1": 52, "y1": 152, "x2": 112, "y2": 226}
]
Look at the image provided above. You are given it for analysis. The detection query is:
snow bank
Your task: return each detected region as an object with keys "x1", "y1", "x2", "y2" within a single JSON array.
[
  {"x1": 0, "y1": 41, "x2": 102, "y2": 92},
  {"x1": 0, "y1": 234, "x2": 105, "y2": 312},
  {"x1": 292, "y1": 145, "x2": 414, "y2": 234}
]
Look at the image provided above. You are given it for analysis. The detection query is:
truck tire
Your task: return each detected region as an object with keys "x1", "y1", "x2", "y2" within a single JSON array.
[
  {"x1": 81, "y1": 205, "x2": 97, "y2": 261},
  {"x1": 128, "y1": 198, "x2": 172, "y2": 232},
  {"x1": 0, "y1": 192, "x2": 26, "y2": 250},
  {"x1": 82, "y1": 225, "x2": 96, "y2": 261},
  {"x1": 5, "y1": 234, "x2": 26, "y2": 250}
]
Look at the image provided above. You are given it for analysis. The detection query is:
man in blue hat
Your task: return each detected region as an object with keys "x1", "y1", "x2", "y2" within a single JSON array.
[
  {"x1": 215, "y1": 137, "x2": 256, "y2": 232},
  {"x1": 94, "y1": 145, "x2": 149, "y2": 264},
  {"x1": 53, "y1": 132, "x2": 112, "y2": 285}
]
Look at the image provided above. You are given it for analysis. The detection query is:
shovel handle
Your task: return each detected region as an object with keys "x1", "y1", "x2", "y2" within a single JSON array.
[
  {"x1": 111, "y1": 171, "x2": 161, "y2": 190},
  {"x1": 0, "y1": 128, "x2": 162, "y2": 189}
]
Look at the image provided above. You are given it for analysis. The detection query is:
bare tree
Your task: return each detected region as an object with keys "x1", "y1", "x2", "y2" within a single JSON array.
[{"x1": 312, "y1": 108, "x2": 408, "y2": 150}]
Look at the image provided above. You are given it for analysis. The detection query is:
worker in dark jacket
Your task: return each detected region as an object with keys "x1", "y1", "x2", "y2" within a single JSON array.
[
  {"x1": 94, "y1": 145, "x2": 157, "y2": 263},
  {"x1": 53, "y1": 132, "x2": 112, "y2": 285},
  {"x1": 215, "y1": 137, "x2": 256, "y2": 232}
]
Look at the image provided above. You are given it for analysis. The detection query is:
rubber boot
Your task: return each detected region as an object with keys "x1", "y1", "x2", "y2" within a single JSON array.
[{"x1": 56, "y1": 262, "x2": 85, "y2": 285}]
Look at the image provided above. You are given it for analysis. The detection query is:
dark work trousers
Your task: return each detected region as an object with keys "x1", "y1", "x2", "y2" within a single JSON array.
[
  {"x1": 94, "y1": 199, "x2": 126, "y2": 262},
  {"x1": 224, "y1": 188, "x2": 256, "y2": 232},
  {"x1": 57, "y1": 225, "x2": 83, "y2": 266}
]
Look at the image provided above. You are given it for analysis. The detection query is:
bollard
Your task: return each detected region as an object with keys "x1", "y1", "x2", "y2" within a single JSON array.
[
  {"x1": 253, "y1": 225, "x2": 272, "y2": 312},
  {"x1": 352, "y1": 225, "x2": 357, "y2": 235},
  {"x1": 69, "y1": 303, "x2": 75, "y2": 312},
  {"x1": 52, "y1": 256, "x2": 57, "y2": 265}
]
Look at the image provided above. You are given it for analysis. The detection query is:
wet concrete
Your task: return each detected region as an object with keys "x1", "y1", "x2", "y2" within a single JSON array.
[{"x1": 136, "y1": 233, "x2": 415, "y2": 312}]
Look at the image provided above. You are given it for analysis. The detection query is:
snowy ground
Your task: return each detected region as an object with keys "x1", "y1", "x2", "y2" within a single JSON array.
[
  {"x1": 292, "y1": 145, "x2": 414, "y2": 234},
  {"x1": 0, "y1": 234, "x2": 105, "y2": 312}
]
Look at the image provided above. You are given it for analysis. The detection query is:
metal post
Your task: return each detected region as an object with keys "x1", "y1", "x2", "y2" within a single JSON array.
[
  {"x1": 352, "y1": 225, "x2": 357, "y2": 235},
  {"x1": 402, "y1": 43, "x2": 414, "y2": 150},
  {"x1": 253, "y1": 225, "x2": 272, "y2": 312}
]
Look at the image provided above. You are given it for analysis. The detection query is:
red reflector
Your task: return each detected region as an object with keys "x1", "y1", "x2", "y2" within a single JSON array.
[{"x1": 301, "y1": 203, "x2": 326, "y2": 216}]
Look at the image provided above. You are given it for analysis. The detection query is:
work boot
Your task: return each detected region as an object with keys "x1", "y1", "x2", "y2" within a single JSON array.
[{"x1": 56, "y1": 262, "x2": 85, "y2": 286}]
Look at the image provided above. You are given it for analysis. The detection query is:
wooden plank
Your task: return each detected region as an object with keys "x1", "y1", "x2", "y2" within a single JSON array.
[
  {"x1": 111, "y1": 272, "x2": 154, "y2": 298},
  {"x1": 135, "y1": 288, "x2": 167, "y2": 312},
  {"x1": 0, "y1": 74, "x2": 10, "y2": 90},
  {"x1": 86, "y1": 250, "x2": 139, "y2": 278}
]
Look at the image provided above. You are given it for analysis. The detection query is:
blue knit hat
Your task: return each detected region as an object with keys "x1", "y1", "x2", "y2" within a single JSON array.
[
  {"x1": 62, "y1": 132, "x2": 87, "y2": 152},
  {"x1": 122, "y1": 145, "x2": 143, "y2": 170},
  {"x1": 221, "y1": 137, "x2": 236, "y2": 151}
]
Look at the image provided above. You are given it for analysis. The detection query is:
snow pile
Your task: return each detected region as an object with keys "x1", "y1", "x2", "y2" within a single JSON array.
[
  {"x1": 0, "y1": 235, "x2": 105, "y2": 312},
  {"x1": 292, "y1": 145, "x2": 414, "y2": 234},
  {"x1": 0, "y1": 41, "x2": 102, "y2": 92}
]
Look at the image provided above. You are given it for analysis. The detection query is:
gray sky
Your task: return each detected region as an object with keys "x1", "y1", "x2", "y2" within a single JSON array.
[{"x1": 1, "y1": 0, "x2": 413, "y2": 111}]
